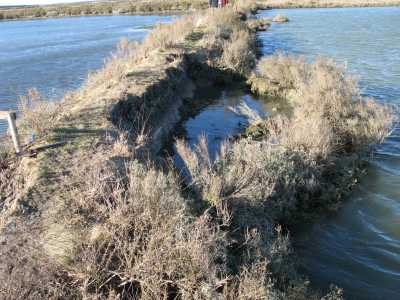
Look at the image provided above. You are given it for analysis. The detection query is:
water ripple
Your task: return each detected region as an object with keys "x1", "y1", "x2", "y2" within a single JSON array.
[{"x1": 259, "y1": 7, "x2": 400, "y2": 299}]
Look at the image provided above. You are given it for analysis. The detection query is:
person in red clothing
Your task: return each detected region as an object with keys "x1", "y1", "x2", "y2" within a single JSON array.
[{"x1": 210, "y1": 0, "x2": 228, "y2": 8}]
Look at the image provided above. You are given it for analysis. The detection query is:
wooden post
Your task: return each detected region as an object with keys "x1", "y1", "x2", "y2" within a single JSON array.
[{"x1": 0, "y1": 110, "x2": 21, "y2": 154}]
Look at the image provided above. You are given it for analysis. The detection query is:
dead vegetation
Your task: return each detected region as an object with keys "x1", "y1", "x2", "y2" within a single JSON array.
[
  {"x1": 171, "y1": 52, "x2": 392, "y2": 300},
  {"x1": 247, "y1": 17, "x2": 271, "y2": 31},
  {"x1": 17, "y1": 88, "x2": 59, "y2": 143},
  {"x1": 249, "y1": 53, "x2": 393, "y2": 157},
  {"x1": 197, "y1": 5, "x2": 259, "y2": 77},
  {"x1": 272, "y1": 14, "x2": 289, "y2": 22},
  {"x1": 62, "y1": 158, "x2": 227, "y2": 299}
]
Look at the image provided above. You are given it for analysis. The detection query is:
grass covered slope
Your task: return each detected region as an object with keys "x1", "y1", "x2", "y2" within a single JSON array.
[{"x1": 0, "y1": 1, "x2": 393, "y2": 299}]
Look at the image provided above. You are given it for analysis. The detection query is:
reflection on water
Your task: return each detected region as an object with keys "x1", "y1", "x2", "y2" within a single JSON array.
[
  {"x1": 258, "y1": 7, "x2": 400, "y2": 300},
  {"x1": 173, "y1": 87, "x2": 266, "y2": 170},
  {"x1": 0, "y1": 15, "x2": 173, "y2": 133}
]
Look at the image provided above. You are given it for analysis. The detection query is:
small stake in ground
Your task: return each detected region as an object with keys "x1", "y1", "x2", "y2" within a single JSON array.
[{"x1": 0, "y1": 110, "x2": 22, "y2": 154}]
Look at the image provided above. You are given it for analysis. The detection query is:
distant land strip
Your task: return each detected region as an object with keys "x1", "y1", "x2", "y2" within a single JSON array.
[{"x1": 1, "y1": 0, "x2": 400, "y2": 21}]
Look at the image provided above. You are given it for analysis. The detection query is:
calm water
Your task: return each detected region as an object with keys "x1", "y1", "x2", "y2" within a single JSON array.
[
  {"x1": 172, "y1": 87, "x2": 266, "y2": 170},
  {"x1": 0, "y1": 15, "x2": 173, "y2": 133},
  {"x1": 259, "y1": 7, "x2": 400, "y2": 299}
]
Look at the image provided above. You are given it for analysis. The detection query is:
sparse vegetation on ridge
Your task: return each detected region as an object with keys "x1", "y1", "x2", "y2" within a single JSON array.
[{"x1": 0, "y1": 0, "x2": 394, "y2": 299}]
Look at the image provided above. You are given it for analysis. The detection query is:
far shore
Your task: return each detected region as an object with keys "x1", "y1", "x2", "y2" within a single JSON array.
[
  {"x1": 0, "y1": 10, "x2": 185, "y2": 23},
  {"x1": 1, "y1": 0, "x2": 400, "y2": 22},
  {"x1": 0, "y1": 0, "x2": 205, "y2": 22}
]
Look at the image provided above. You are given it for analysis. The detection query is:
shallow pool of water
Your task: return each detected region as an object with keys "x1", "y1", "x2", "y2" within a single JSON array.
[
  {"x1": 259, "y1": 7, "x2": 400, "y2": 300},
  {"x1": 0, "y1": 15, "x2": 173, "y2": 133},
  {"x1": 171, "y1": 86, "x2": 267, "y2": 170}
]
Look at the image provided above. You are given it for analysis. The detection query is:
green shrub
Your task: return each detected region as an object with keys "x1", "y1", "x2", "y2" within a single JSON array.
[{"x1": 33, "y1": 7, "x2": 47, "y2": 17}]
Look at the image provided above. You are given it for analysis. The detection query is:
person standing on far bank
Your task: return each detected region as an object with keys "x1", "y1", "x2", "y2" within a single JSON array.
[{"x1": 209, "y1": 0, "x2": 228, "y2": 8}]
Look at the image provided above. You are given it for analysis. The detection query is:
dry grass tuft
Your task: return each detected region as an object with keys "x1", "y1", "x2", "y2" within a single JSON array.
[
  {"x1": 17, "y1": 88, "x2": 59, "y2": 141},
  {"x1": 86, "y1": 38, "x2": 139, "y2": 91},
  {"x1": 176, "y1": 136, "x2": 276, "y2": 209},
  {"x1": 272, "y1": 14, "x2": 289, "y2": 22},
  {"x1": 142, "y1": 16, "x2": 196, "y2": 52},
  {"x1": 0, "y1": 138, "x2": 13, "y2": 165},
  {"x1": 249, "y1": 53, "x2": 307, "y2": 96},
  {"x1": 233, "y1": 0, "x2": 260, "y2": 15},
  {"x1": 249, "y1": 54, "x2": 394, "y2": 158},
  {"x1": 196, "y1": 1, "x2": 258, "y2": 76},
  {"x1": 64, "y1": 157, "x2": 227, "y2": 298},
  {"x1": 221, "y1": 28, "x2": 257, "y2": 76},
  {"x1": 0, "y1": 140, "x2": 22, "y2": 230},
  {"x1": 247, "y1": 17, "x2": 271, "y2": 31}
]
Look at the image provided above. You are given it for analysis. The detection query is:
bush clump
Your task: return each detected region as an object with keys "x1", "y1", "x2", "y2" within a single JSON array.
[
  {"x1": 18, "y1": 88, "x2": 59, "y2": 141},
  {"x1": 62, "y1": 158, "x2": 227, "y2": 299},
  {"x1": 249, "y1": 54, "x2": 393, "y2": 157},
  {"x1": 272, "y1": 14, "x2": 289, "y2": 22}
]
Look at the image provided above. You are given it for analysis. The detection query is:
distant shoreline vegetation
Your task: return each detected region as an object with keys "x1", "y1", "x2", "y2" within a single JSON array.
[
  {"x1": 0, "y1": 0, "x2": 208, "y2": 21},
  {"x1": 1, "y1": 0, "x2": 400, "y2": 21}
]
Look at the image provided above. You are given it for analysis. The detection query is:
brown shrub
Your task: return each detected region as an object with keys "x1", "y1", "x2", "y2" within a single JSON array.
[
  {"x1": 249, "y1": 53, "x2": 307, "y2": 96},
  {"x1": 272, "y1": 14, "x2": 289, "y2": 22},
  {"x1": 142, "y1": 16, "x2": 196, "y2": 52},
  {"x1": 17, "y1": 88, "x2": 59, "y2": 140},
  {"x1": 233, "y1": 0, "x2": 259, "y2": 15},
  {"x1": 220, "y1": 28, "x2": 257, "y2": 76},
  {"x1": 249, "y1": 54, "x2": 394, "y2": 157},
  {"x1": 86, "y1": 38, "x2": 139, "y2": 91},
  {"x1": 65, "y1": 158, "x2": 227, "y2": 298}
]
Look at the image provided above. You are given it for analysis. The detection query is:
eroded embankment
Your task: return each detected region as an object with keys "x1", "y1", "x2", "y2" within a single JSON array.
[
  {"x1": 0, "y1": 1, "x2": 394, "y2": 299},
  {"x1": 0, "y1": 1, "x2": 272, "y2": 298}
]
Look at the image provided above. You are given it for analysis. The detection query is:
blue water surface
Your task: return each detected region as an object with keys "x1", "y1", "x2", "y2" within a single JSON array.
[
  {"x1": 258, "y1": 7, "x2": 400, "y2": 300},
  {"x1": 0, "y1": 15, "x2": 173, "y2": 132}
]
